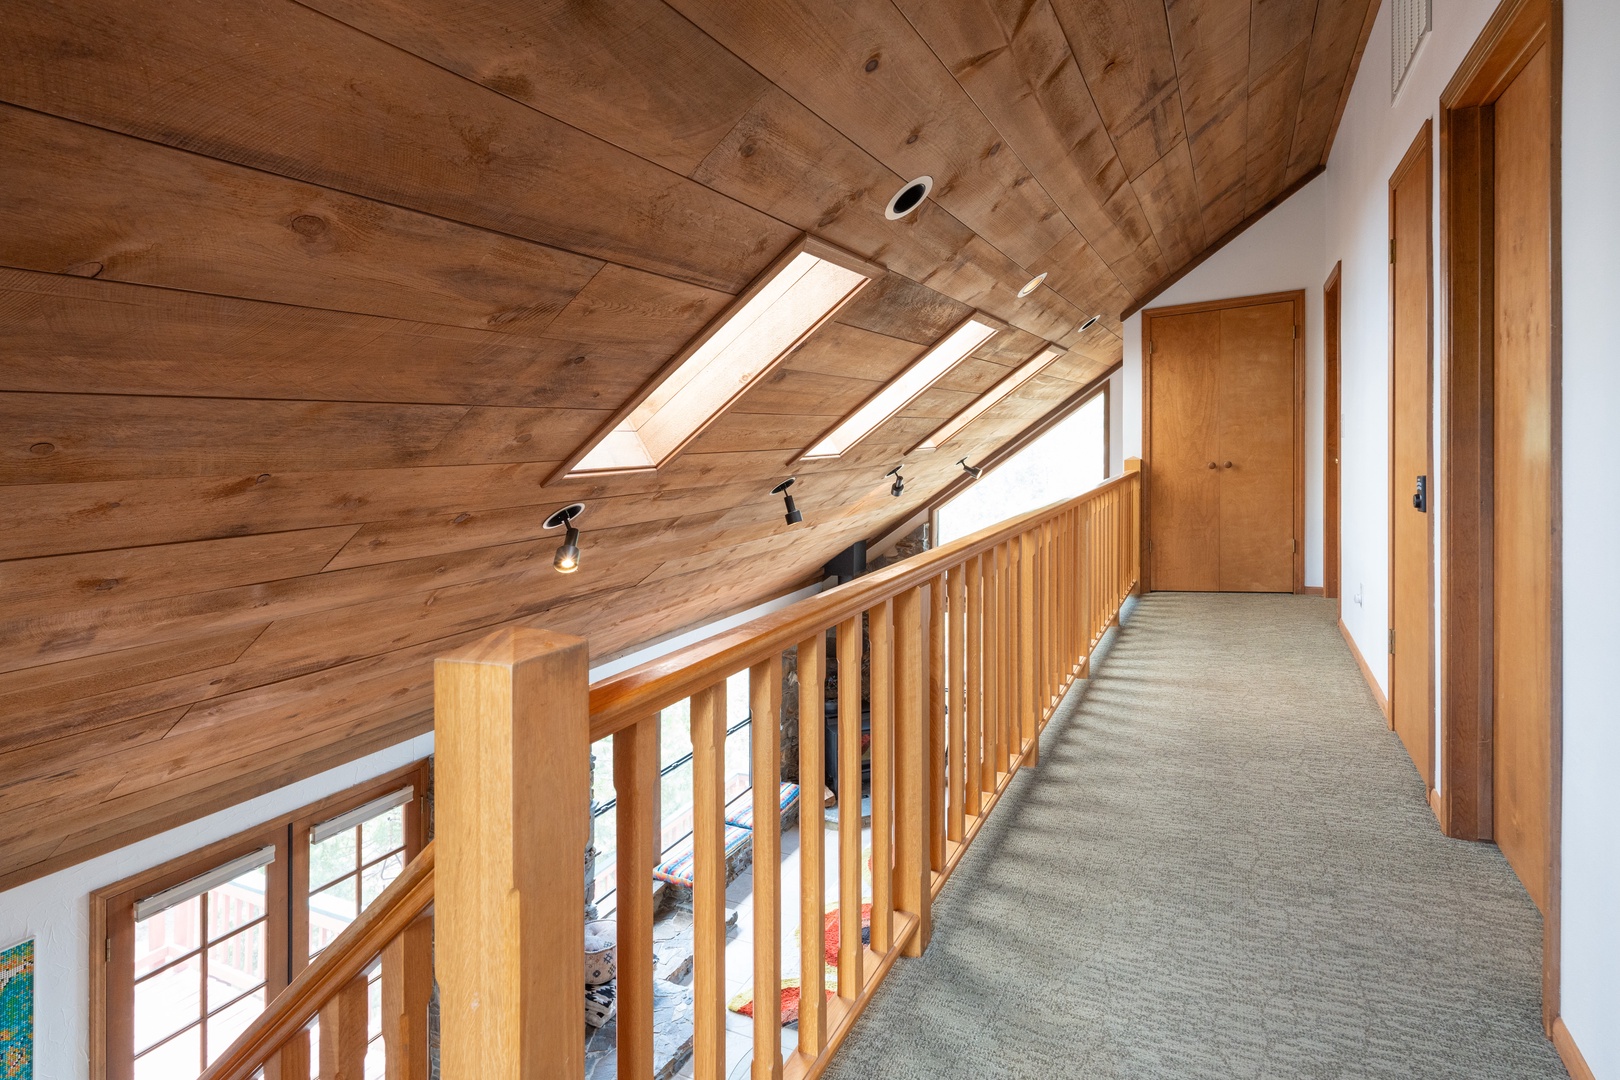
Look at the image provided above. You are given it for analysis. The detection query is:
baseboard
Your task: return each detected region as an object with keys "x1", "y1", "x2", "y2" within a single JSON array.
[
  {"x1": 1426, "y1": 787, "x2": 1448, "y2": 832},
  {"x1": 1301, "y1": 585, "x2": 1325, "y2": 596},
  {"x1": 1338, "y1": 618, "x2": 1390, "y2": 721},
  {"x1": 1553, "y1": 1017, "x2": 1596, "y2": 1080}
]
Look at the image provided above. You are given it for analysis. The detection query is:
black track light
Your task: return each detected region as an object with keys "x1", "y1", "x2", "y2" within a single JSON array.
[
  {"x1": 887, "y1": 465, "x2": 905, "y2": 498},
  {"x1": 544, "y1": 502, "x2": 585, "y2": 574},
  {"x1": 958, "y1": 457, "x2": 983, "y2": 479},
  {"x1": 772, "y1": 477, "x2": 803, "y2": 525}
]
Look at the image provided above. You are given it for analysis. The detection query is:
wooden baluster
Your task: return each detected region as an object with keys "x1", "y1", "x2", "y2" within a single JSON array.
[
  {"x1": 795, "y1": 633, "x2": 827, "y2": 1057},
  {"x1": 614, "y1": 715, "x2": 659, "y2": 1079},
  {"x1": 927, "y1": 575, "x2": 947, "y2": 873},
  {"x1": 435, "y1": 628, "x2": 587, "y2": 1080},
  {"x1": 836, "y1": 617, "x2": 863, "y2": 1000},
  {"x1": 266, "y1": 1028, "x2": 311, "y2": 1080},
  {"x1": 381, "y1": 913, "x2": 432, "y2": 1080},
  {"x1": 983, "y1": 547, "x2": 1000, "y2": 792},
  {"x1": 750, "y1": 656, "x2": 784, "y2": 1080},
  {"x1": 867, "y1": 602, "x2": 895, "y2": 954},
  {"x1": 947, "y1": 564, "x2": 966, "y2": 844},
  {"x1": 1043, "y1": 523, "x2": 1055, "y2": 710},
  {"x1": 317, "y1": 974, "x2": 367, "y2": 1080},
  {"x1": 691, "y1": 682, "x2": 728, "y2": 1080},
  {"x1": 1001, "y1": 542, "x2": 1017, "y2": 773},
  {"x1": 966, "y1": 555, "x2": 985, "y2": 814},
  {"x1": 1019, "y1": 531, "x2": 1040, "y2": 767},
  {"x1": 893, "y1": 586, "x2": 931, "y2": 956}
]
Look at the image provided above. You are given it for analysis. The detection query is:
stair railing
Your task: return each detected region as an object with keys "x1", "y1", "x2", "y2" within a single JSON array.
[{"x1": 205, "y1": 461, "x2": 1141, "y2": 1080}]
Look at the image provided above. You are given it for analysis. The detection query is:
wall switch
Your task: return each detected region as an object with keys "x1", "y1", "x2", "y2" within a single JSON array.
[{"x1": 1354, "y1": 584, "x2": 1364, "y2": 607}]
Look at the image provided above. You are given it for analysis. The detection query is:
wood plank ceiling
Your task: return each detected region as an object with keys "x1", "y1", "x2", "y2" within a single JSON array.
[{"x1": 0, "y1": 0, "x2": 1376, "y2": 887}]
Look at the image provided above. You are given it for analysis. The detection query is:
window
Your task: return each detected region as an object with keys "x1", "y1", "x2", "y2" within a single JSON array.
[
  {"x1": 562, "y1": 237, "x2": 880, "y2": 478},
  {"x1": 94, "y1": 763, "x2": 429, "y2": 1080},
  {"x1": 804, "y1": 314, "x2": 1003, "y2": 460},
  {"x1": 913, "y1": 343, "x2": 1066, "y2": 452},
  {"x1": 935, "y1": 388, "x2": 1108, "y2": 544}
]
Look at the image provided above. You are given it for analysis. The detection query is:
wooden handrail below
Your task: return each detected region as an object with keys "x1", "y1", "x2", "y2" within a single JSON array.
[
  {"x1": 589, "y1": 471, "x2": 1138, "y2": 739},
  {"x1": 198, "y1": 841, "x2": 436, "y2": 1080}
]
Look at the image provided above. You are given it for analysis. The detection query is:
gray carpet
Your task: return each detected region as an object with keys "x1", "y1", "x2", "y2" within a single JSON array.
[{"x1": 822, "y1": 593, "x2": 1566, "y2": 1080}]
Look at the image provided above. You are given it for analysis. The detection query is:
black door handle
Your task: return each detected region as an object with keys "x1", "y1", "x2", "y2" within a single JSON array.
[{"x1": 1413, "y1": 474, "x2": 1428, "y2": 512}]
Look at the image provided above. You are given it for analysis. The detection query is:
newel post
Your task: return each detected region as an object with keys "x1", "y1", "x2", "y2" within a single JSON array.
[
  {"x1": 435, "y1": 627, "x2": 590, "y2": 1080},
  {"x1": 1125, "y1": 457, "x2": 1144, "y2": 595}
]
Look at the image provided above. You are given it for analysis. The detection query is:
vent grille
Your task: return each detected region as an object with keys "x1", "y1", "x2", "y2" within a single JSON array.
[{"x1": 1392, "y1": 0, "x2": 1431, "y2": 95}]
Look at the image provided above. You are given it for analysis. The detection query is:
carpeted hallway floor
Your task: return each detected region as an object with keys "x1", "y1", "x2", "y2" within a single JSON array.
[{"x1": 820, "y1": 592, "x2": 1567, "y2": 1080}]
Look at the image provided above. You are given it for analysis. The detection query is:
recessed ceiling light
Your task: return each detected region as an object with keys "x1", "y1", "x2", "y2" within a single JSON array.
[
  {"x1": 1018, "y1": 272, "x2": 1048, "y2": 298},
  {"x1": 1079, "y1": 315, "x2": 1100, "y2": 331},
  {"x1": 885, "y1": 176, "x2": 933, "y2": 220}
]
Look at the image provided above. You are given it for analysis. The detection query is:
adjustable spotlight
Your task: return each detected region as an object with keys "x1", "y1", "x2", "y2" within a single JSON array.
[
  {"x1": 887, "y1": 465, "x2": 905, "y2": 498},
  {"x1": 772, "y1": 477, "x2": 803, "y2": 525},
  {"x1": 957, "y1": 457, "x2": 983, "y2": 479},
  {"x1": 544, "y1": 502, "x2": 585, "y2": 574}
]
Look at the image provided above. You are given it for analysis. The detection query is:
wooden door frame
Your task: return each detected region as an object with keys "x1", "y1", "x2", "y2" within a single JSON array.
[
  {"x1": 1324, "y1": 263, "x2": 1343, "y2": 603},
  {"x1": 1142, "y1": 289, "x2": 1308, "y2": 594},
  {"x1": 1437, "y1": 0, "x2": 1562, "y2": 1030},
  {"x1": 1386, "y1": 120, "x2": 1436, "y2": 785}
]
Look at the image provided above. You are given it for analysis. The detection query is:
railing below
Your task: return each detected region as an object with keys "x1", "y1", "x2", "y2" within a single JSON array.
[{"x1": 208, "y1": 463, "x2": 1141, "y2": 1080}]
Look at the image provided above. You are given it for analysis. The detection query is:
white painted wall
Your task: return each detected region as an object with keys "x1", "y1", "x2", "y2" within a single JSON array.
[
  {"x1": 1121, "y1": 174, "x2": 1328, "y2": 588},
  {"x1": 1557, "y1": 2, "x2": 1620, "y2": 1073},
  {"x1": 0, "y1": 584, "x2": 820, "y2": 1080}
]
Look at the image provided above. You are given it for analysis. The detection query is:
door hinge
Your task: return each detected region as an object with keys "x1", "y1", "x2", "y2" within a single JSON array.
[
  {"x1": 1293, "y1": 324, "x2": 1299, "y2": 341},
  {"x1": 105, "y1": 937, "x2": 112, "y2": 962},
  {"x1": 1390, "y1": 238, "x2": 1397, "y2": 264},
  {"x1": 1290, "y1": 537, "x2": 1297, "y2": 553},
  {"x1": 1388, "y1": 628, "x2": 1396, "y2": 654}
]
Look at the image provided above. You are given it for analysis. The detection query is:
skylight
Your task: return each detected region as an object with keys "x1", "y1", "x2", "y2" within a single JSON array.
[
  {"x1": 914, "y1": 343, "x2": 1066, "y2": 452},
  {"x1": 560, "y1": 238, "x2": 880, "y2": 478},
  {"x1": 802, "y1": 314, "x2": 1002, "y2": 460}
]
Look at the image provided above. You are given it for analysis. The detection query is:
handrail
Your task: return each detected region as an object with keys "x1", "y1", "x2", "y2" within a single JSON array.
[
  {"x1": 199, "y1": 841, "x2": 436, "y2": 1080},
  {"x1": 589, "y1": 471, "x2": 1138, "y2": 739}
]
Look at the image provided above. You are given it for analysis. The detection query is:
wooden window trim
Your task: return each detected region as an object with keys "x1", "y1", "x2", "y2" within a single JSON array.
[{"x1": 90, "y1": 758, "x2": 430, "y2": 1080}]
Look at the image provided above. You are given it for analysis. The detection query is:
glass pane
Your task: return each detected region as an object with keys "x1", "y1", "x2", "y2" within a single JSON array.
[
  {"x1": 360, "y1": 851, "x2": 404, "y2": 908},
  {"x1": 135, "y1": 895, "x2": 201, "y2": 978},
  {"x1": 204, "y1": 986, "x2": 265, "y2": 1065},
  {"x1": 936, "y1": 394, "x2": 1107, "y2": 544},
  {"x1": 135, "y1": 1023, "x2": 200, "y2": 1080},
  {"x1": 660, "y1": 759, "x2": 693, "y2": 854},
  {"x1": 660, "y1": 700, "x2": 691, "y2": 764},
  {"x1": 208, "y1": 865, "x2": 268, "y2": 942},
  {"x1": 723, "y1": 721, "x2": 752, "y2": 803},
  {"x1": 207, "y1": 924, "x2": 266, "y2": 1008},
  {"x1": 310, "y1": 829, "x2": 358, "y2": 892},
  {"x1": 134, "y1": 951, "x2": 201, "y2": 1053},
  {"x1": 591, "y1": 800, "x2": 617, "y2": 907},
  {"x1": 591, "y1": 736, "x2": 615, "y2": 808},
  {"x1": 360, "y1": 806, "x2": 404, "y2": 863},
  {"x1": 725, "y1": 670, "x2": 750, "y2": 728},
  {"x1": 309, "y1": 876, "x2": 358, "y2": 958}
]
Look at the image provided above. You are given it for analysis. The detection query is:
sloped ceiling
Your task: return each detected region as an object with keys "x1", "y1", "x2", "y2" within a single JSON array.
[{"x1": 0, "y1": 0, "x2": 1374, "y2": 886}]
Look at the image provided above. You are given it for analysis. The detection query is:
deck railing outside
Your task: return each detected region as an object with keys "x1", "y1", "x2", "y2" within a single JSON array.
[{"x1": 201, "y1": 462, "x2": 1141, "y2": 1080}]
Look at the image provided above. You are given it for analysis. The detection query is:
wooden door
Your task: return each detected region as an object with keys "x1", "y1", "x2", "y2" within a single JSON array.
[
  {"x1": 1147, "y1": 309, "x2": 1221, "y2": 591},
  {"x1": 1325, "y1": 264, "x2": 1342, "y2": 601},
  {"x1": 1389, "y1": 125, "x2": 1434, "y2": 789},
  {"x1": 1491, "y1": 45, "x2": 1554, "y2": 913},
  {"x1": 1146, "y1": 293, "x2": 1300, "y2": 593},
  {"x1": 1217, "y1": 301, "x2": 1297, "y2": 592}
]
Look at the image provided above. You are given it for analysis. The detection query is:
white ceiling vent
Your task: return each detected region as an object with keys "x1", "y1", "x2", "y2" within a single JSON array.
[{"x1": 1392, "y1": 0, "x2": 1431, "y2": 97}]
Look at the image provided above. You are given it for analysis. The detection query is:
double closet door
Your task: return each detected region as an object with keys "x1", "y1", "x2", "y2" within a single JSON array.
[{"x1": 1145, "y1": 293, "x2": 1302, "y2": 593}]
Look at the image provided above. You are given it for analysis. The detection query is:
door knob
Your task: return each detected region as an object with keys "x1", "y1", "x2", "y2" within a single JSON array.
[
  {"x1": 1207, "y1": 461, "x2": 1217, "y2": 469},
  {"x1": 1223, "y1": 461, "x2": 1234, "y2": 469}
]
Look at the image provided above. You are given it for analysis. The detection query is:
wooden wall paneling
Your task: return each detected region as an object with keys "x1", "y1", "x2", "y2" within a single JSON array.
[
  {"x1": 1245, "y1": 39, "x2": 1315, "y2": 214},
  {"x1": 1325, "y1": 262, "x2": 1343, "y2": 600},
  {"x1": 0, "y1": 0, "x2": 792, "y2": 293},
  {"x1": 1163, "y1": 0, "x2": 1253, "y2": 238},
  {"x1": 1129, "y1": 141, "x2": 1210, "y2": 271},
  {"x1": 1284, "y1": 0, "x2": 1380, "y2": 182}
]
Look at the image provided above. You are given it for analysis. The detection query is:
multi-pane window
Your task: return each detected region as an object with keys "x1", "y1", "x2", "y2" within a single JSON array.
[
  {"x1": 96, "y1": 764, "x2": 428, "y2": 1080},
  {"x1": 129, "y1": 847, "x2": 280, "y2": 1077}
]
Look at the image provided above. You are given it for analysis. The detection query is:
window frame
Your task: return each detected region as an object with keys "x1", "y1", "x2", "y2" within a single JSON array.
[{"x1": 91, "y1": 759, "x2": 430, "y2": 1080}]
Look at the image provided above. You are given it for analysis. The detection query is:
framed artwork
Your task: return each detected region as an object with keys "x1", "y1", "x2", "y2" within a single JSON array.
[{"x1": 0, "y1": 938, "x2": 31, "y2": 1079}]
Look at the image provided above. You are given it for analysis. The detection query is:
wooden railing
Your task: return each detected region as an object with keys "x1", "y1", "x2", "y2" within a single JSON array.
[
  {"x1": 205, "y1": 464, "x2": 1140, "y2": 1080},
  {"x1": 198, "y1": 841, "x2": 435, "y2": 1080}
]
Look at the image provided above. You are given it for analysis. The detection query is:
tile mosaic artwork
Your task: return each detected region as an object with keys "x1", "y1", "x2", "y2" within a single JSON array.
[{"x1": 0, "y1": 938, "x2": 32, "y2": 1080}]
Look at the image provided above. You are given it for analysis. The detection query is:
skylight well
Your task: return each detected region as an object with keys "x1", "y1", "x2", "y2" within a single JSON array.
[
  {"x1": 915, "y1": 343, "x2": 1066, "y2": 452},
  {"x1": 561, "y1": 238, "x2": 880, "y2": 478},
  {"x1": 803, "y1": 314, "x2": 1002, "y2": 460}
]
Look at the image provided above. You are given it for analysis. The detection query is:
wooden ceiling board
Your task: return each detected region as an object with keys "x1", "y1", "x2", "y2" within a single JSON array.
[{"x1": 0, "y1": 0, "x2": 1376, "y2": 887}]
